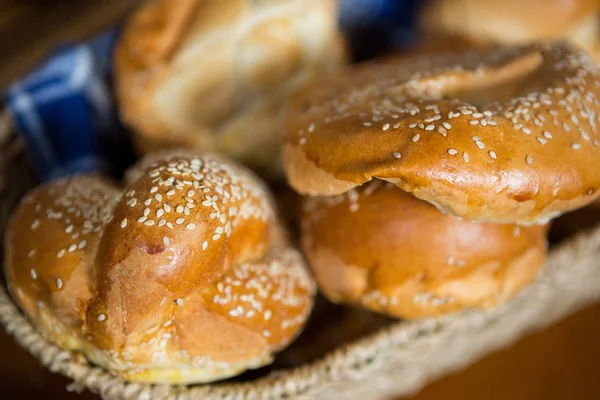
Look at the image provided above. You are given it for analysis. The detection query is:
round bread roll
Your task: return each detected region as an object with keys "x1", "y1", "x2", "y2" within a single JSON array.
[
  {"x1": 284, "y1": 41, "x2": 600, "y2": 225},
  {"x1": 418, "y1": 0, "x2": 600, "y2": 61},
  {"x1": 115, "y1": 0, "x2": 347, "y2": 175},
  {"x1": 300, "y1": 180, "x2": 548, "y2": 319},
  {"x1": 4, "y1": 151, "x2": 315, "y2": 384}
]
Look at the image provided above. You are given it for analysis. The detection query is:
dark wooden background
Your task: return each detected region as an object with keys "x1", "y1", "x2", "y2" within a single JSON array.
[{"x1": 1, "y1": 1, "x2": 600, "y2": 399}]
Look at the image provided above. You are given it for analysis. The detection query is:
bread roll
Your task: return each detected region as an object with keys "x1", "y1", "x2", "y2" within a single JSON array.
[
  {"x1": 419, "y1": 0, "x2": 600, "y2": 62},
  {"x1": 115, "y1": 0, "x2": 347, "y2": 175},
  {"x1": 284, "y1": 41, "x2": 600, "y2": 225},
  {"x1": 301, "y1": 181, "x2": 548, "y2": 318},
  {"x1": 4, "y1": 151, "x2": 315, "y2": 384}
]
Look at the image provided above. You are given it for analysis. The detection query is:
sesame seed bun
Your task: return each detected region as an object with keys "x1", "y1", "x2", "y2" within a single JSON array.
[
  {"x1": 418, "y1": 0, "x2": 600, "y2": 58},
  {"x1": 300, "y1": 181, "x2": 548, "y2": 319},
  {"x1": 114, "y1": 0, "x2": 347, "y2": 176},
  {"x1": 4, "y1": 151, "x2": 315, "y2": 384},
  {"x1": 284, "y1": 41, "x2": 600, "y2": 225}
]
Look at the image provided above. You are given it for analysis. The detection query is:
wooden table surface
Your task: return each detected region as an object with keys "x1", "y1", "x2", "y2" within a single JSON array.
[{"x1": 1, "y1": 1, "x2": 600, "y2": 399}]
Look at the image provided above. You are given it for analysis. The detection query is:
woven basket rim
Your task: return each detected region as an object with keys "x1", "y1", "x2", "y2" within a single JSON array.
[
  {"x1": 3, "y1": 224, "x2": 600, "y2": 400},
  {"x1": 2, "y1": 109, "x2": 600, "y2": 400}
]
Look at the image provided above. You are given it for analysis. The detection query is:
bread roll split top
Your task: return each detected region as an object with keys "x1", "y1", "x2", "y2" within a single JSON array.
[{"x1": 4, "y1": 151, "x2": 315, "y2": 384}]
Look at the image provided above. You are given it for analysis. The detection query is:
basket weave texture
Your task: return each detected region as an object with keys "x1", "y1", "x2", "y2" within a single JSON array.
[{"x1": 1, "y1": 112, "x2": 600, "y2": 400}]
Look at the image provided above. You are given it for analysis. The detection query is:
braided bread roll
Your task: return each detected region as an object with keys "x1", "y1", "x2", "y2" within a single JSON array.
[{"x1": 4, "y1": 151, "x2": 315, "y2": 384}]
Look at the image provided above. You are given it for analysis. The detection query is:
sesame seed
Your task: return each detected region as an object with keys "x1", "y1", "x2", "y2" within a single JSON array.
[
  {"x1": 155, "y1": 194, "x2": 163, "y2": 202},
  {"x1": 363, "y1": 122, "x2": 372, "y2": 127},
  {"x1": 489, "y1": 150, "x2": 497, "y2": 159},
  {"x1": 143, "y1": 208, "x2": 150, "y2": 216},
  {"x1": 408, "y1": 123, "x2": 417, "y2": 128},
  {"x1": 78, "y1": 240, "x2": 87, "y2": 249},
  {"x1": 30, "y1": 269, "x2": 37, "y2": 280},
  {"x1": 144, "y1": 220, "x2": 155, "y2": 226},
  {"x1": 425, "y1": 124, "x2": 435, "y2": 131},
  {"x1": 65, "y1": 225, "x2": 73, "y2": 234},
  {"x1": 202, "y1": 241, "x2": 208, "y2": 250},
  {"x1": 150, "y1": 187, "x2": 158, "y2": 193},
  {"x1": 543, "y1": 131, "x2": 552, "y2": 139},
  {"x1": 463, "y1": 152, "x2": 470, "y2": 162},
  {"x1": 167, "y1": 190, "x2": 176, "y2": 196},
  {"x1": 57, "y1": 249, "x2": 66, "y2": 258},
  {"x1": 186, "y1": 223, "x2": 196, "y2": 230},
  {"x1": 31, "y1": 220, "x2": 40, "y2": 230},
  {"x1": 163, "y1": 237, "x2": 170, "y2": 245},
  {"x1": 469, "y1": 120, "x2": 479, "y2": 125},
  {"x1": 308, "y1": 123, "x2": 315, "y2": 133},
  {"x1": 382, "y1": 123, "x2": 390, "y2": 131},
  {"x1": 475, "y1": 141, "x2": 485, "y2": 149},
  {"x1": 175, "y1": 299, "x2": 183, "y2": 306},
  {"x1": 537, "y1": 137, "x2": 547, "y2": 145},
  {"x1": 144, "y1": 199, "x2": 152, "y2": 206},
  {"x1": 442, "y1": 122, "x2": 452, "y2": 130},
  {"x1": 56, "y1": 278, "x2": 63, "y2": 289},
  {"x1": 164, "y1": 204, "x2": 172, "y2": 212},
  {"x1": 572, "y1": 143, "x2": 581, "y2": 150},
  {"x1": 392, "y1": 152, "x2": 402, "y2": 159},
  {"x1": 157, "y1": 209, "x2": 164, "y2": 218},
  {"x1": 68, "y1": 244, "x2": 77, "y2": 253},
  {"x1": 412, "y1": 134, "x2": 420, "y2": 142},
  {"x1": 447, "y1": 148, "x2": 458, "y2": 155},
  {"x1": 472, "y1": 136, "x2": 481, "y2": 141},
  {"x1": 176, "y1": 218, "x2": 185, "y2": 225},
  {"x1": 526, "y1": 155, "x2": 533, "y2": 165},
  {"x1": 97, "y1": 314, "x2": 106, "y2": 322},
  {"x1": 138, "y1": 216, "x2": 147, "y2": 223},
  {"x1": 121, "y1": 218, "x2": 128, "y2": 228}
]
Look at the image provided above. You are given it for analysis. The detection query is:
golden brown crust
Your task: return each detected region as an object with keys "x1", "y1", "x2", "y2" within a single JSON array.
[
  {"x1": 114, "y1": 0, "x2": 347, "y2": 175},
  {"x1": 419, "y1": 0, "x2": 600, "y2": 53},
  {"x1": 284, "y1": 41, "x2": 600, "y2": 225},
  {"x1": 4, "y1": 151, "x2": 315, "y2": 384},
  {"x1": 300, "y1": 181, "x2": 548, "y2": 319}
]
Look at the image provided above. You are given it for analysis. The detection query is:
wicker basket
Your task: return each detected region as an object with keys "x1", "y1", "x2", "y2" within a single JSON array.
[{"x1": 2, "y1": 107, "x2": 600, "y2": 400}]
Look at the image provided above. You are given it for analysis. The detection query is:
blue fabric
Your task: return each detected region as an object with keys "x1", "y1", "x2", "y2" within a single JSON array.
[
  {"x1": 4, "y1": 28, "x2": 134, "y2": 182},
  {"x1": 3, "y1": 2, "x2": 421, "y2": 182}
]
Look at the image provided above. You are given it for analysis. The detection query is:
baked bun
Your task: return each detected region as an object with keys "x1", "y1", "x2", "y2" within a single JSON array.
[
  {"x1": 115, "y1": 0, "x2": 347, "y2": 175},
  {"x1": 284, "y1": 41, "x2": 600, "y2": 225},
  {"x1": 418, "y1": 0, "x2": 600, "y2": 60},
  {"x1": 4, "y1": 151, "x2": 315, "y2": 384},
  {"x1": 300, "y1": 180, "x2": 548, "y2": 319}
]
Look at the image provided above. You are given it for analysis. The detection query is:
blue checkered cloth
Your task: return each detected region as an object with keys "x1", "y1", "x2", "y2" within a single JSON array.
[
  {"x1": 3, "y1": 1, "x2": 419, "y2": 183},
  {"x1": 4, "y1": 28, "x2": 134, "y2": 182}
]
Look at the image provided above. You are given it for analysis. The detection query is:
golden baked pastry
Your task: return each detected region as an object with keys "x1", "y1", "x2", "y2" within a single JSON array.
[
  {"x1": 419, "y1": 0, "x2": 600, "y2": 62},
  {"x1": 4, "y1": 150, "x2": 315, "y2": 384},
  {"x1": 301, "y1": 181, "x2": 547, "y2": 319},
  {"x1": 115, "y1": 0, "x2": 347, "y2": 175},
  {"x1": 284, "y1": 41, "x2": 600, "y2": 225}
]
